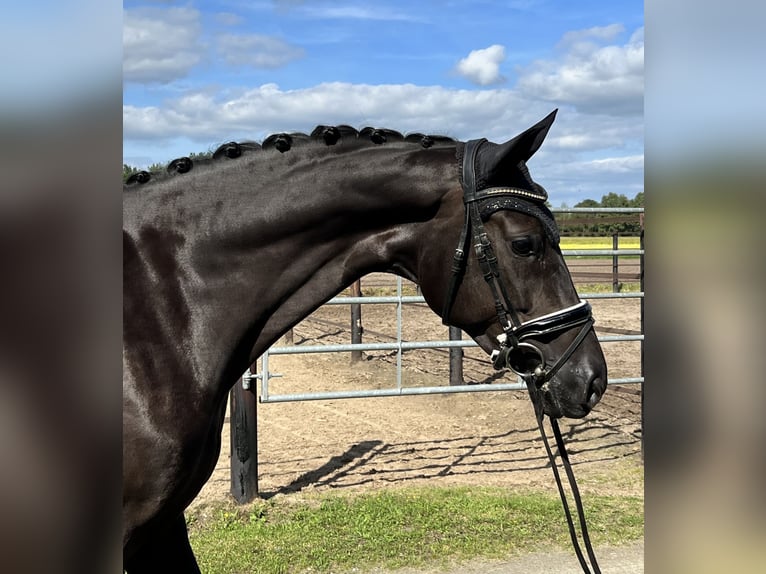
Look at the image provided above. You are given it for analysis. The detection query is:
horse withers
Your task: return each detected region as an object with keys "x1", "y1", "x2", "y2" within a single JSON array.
[{"x1": 123, "y1": 111, "x2": 607, "y2": 572}]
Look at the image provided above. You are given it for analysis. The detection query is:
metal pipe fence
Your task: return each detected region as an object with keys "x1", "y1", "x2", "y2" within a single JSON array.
[{"x1": 245, "y1": 284, "x2": 644, "y2": 403}]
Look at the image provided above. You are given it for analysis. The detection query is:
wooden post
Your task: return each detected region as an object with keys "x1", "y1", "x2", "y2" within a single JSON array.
[
  {"x1": 230, "y1": 366, "x2": 258, "y2": 502},
  {"x1": 449, "y1": 325, "x2": 464, "y2": 386},
  {"x1": 612, "y1": 232, "x2": 619, "y2": 292},
  {"x1": 350, "y1": 279, "x2": 363, "y2": 362}
]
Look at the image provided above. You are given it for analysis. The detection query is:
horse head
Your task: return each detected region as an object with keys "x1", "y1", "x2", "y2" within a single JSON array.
[{"x1": 417, "y1": 111, "x2": 607, "y2": 419}]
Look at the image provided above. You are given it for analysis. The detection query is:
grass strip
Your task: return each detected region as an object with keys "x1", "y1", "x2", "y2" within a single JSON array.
[{"x1": 188, "y1": 487, "x2": 643, "y2": 574}]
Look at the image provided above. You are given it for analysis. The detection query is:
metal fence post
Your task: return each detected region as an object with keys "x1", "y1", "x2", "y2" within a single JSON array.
[
  {"x1": 350, "y1": 279, "x2": 362, "y2": 362},
  {"x1": 449, "y1": 326, "x2": 464, "y2": 385},
  {"x1": 230, "y1": 366, "x2": 258, "y2": 502}
]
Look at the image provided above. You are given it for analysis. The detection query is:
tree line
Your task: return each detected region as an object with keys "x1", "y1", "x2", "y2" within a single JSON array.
[{"x1": 554, "y1": 191, "x2": 644, "y2": 236}]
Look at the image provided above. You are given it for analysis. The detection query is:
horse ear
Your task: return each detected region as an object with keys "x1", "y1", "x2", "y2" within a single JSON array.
[
  {"x1": 497, "y1": 109, "x2": 557, "y2": 162},
  {"x1": 477, "y1": 110, "x2": 557, "y2": 188}
]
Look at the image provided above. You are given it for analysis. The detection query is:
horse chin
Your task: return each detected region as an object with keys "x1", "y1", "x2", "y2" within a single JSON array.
[
  {"x1": 535, "y1": 371, "x2": 606, "y2": 420},
  {"x1": 546, "y1": 400, "x2": 588, "y2": 420},
  {"x1": 526, "y1": 384, "x2": 574, "y2": 420},
  {"x1": 472, "y1": 332, "x2": 500, "y2": 355}
]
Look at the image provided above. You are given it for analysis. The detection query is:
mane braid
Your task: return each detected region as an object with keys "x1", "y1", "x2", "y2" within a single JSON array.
[{"x1": 123, "y1": 125, "x2": 456, "y2": 189}]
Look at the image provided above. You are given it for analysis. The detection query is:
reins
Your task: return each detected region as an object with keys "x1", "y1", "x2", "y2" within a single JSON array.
[
  {"x1": 445, "y1": 138, "x2": 602, "y2": 573},
  {"x1": 529, "y1": 389, "x2": 602, "y2": 574}
]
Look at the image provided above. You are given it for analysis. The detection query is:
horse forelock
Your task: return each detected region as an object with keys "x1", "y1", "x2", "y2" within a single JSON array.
[{"x1": 123, "y1": 125, "x2": 457, "y2": 190}]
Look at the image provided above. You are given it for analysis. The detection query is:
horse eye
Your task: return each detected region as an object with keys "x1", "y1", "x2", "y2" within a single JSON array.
[{"x1": 511, "y1": 237, "x2": 535, "y2": 256}]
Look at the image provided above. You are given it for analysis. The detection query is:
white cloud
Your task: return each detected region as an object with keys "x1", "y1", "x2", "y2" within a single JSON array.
[
  {"x1": 542, "y1": 153, "x2": 645, "y2": 203},
  {"x1": 217, "y1": 34, "x2": 305, "y2": 69},
  {"x1": 215, "y1": 12, "x2": 244, "y2": 26},
  {"x1": 559, "y1": 23, "x2": 625, "y2": 50},
  {"x1": 547, "y1": 117, "x2": 642, "y2": 151},
  {"x1": 123, "y1": 7, "x2": 205, "y2": 83},
  {"x1": 123, "y1": 82, "x2": 552, "y2": 144},
  {"x1": 587, "y1": 154, "x2": 644, "y2": 173},
  {"x1": 123, "y1": 82, "x2": 643, "y2": 205},
  {"x1": 122, "y1": 82, "x2": 643, "y2": 152},
  {"x1": 517, "y1": 25, "x2": 643, "y2": 116},
  {"x1": 455, "y1": 45, "x2": 507, "y2": 86},
  {"x1": 300, "y1": 5, "x2": 421, "y2": 21}
]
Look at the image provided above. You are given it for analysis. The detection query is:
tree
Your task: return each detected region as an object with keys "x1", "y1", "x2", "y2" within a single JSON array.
[
  {"x1": 600, "y1": 192, "x2": 631, "y2": 208},
  {"x1": 123, "y1": 164, "x2": 139, "y2": 181},
  {"x1": 568, "y1": 194, "x2": 642, "y2": 235},
  {"x1": 188, "y1": 151, "x2": 213, "y2": 162},
  {"x1": 574, "y1": 198, "x2": 600, "y2": 208}
]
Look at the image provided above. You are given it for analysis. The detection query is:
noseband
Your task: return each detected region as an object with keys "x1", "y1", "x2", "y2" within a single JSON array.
[
  {"x1": 442, "y1": 139, "x2": 603, "y2": 573},
  {"x1": 442, "y1": 138, "x2": 594, "y2": 387}
]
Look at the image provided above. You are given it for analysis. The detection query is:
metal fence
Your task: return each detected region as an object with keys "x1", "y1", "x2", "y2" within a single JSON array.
[
  {"x1": 245, "y1": 283, "x2": 643, "y2": 403},
  {"x1": 230, "y1": 206, "x2": 644, "y2": 500}
]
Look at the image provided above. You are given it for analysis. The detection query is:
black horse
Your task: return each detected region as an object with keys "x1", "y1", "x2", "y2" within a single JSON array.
[{"x1": 123, "y1": 111, "x2": 607, "y2": 572}]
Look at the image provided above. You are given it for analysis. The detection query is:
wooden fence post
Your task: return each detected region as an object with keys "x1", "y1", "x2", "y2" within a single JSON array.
[
  {"x1": 350, "y1": 279, "x2": 363, "y2": 362},
  {"x1": 230, "y1": 365, "x2": 258, "y2": 502}
]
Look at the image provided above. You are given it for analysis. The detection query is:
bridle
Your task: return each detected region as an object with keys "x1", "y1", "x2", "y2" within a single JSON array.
[{"x1": 442, "y1": 138, "x2": 603, "y2": 574}]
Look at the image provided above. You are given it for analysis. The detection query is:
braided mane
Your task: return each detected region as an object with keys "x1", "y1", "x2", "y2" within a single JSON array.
[{"x1": 124, "y1": 125, "x2": 456, "y2": 188}]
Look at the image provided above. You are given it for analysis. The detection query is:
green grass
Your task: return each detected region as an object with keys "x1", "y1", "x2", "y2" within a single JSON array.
[
  {"x1": 577, "y1": 282, "x2": 641, "y2": 293},
  {"x1": 188, "y1": 487, "x2": 643, "y2": 573}
]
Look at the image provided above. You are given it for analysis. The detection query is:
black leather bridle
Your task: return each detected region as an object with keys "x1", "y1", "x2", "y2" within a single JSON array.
[{"x1": 443, "y1": 138, "x2": 602, "y2": 574}]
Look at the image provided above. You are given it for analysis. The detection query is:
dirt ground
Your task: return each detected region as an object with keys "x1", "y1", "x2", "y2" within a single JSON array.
[{"x1": 191, "y1": 268, "x2": 643, "y2": 509}]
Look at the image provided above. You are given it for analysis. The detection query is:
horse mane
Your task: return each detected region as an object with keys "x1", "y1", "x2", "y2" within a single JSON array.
[{"x1": 124, "y1": 125, "x2": 457, "y2": 188}]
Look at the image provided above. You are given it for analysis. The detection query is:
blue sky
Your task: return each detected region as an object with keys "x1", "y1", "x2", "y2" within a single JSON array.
[{"x1": 123, "y1": 0, "x2": 643, "y2": 206}]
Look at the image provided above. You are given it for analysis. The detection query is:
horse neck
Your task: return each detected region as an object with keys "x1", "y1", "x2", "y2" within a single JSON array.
[{"x1": 124, "y1": 145, "x2": 458, "y2": 402}]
